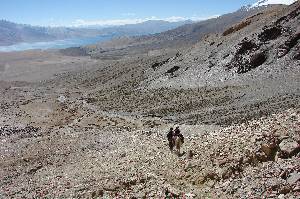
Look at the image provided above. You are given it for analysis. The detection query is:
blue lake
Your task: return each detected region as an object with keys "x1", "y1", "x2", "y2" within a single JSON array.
[{"x1": 0, "y1": 35, "x2": 113, "y2": 52}]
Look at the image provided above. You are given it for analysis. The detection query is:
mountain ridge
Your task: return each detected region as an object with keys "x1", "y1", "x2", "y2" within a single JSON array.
[{"x1": 0, "y1": 19, "x2": 192, "y2": 47}]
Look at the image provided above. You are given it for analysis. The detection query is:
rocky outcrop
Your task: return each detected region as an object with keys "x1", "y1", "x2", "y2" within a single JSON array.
[
  {"x1": 259, "y1": 26, "x2": 283, "y2": 42},
  {"x1": 222, "y1": 20, "x2": 251, "y2": 36},
  {"x1": 141, "y1": 2, "x2": 300, "y2": 91}
]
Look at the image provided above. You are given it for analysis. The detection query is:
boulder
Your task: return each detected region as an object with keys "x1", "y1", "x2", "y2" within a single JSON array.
[
  {"x1": 277, "y1": 47, "x2": 289, "y2": 58},
  {"x1": 261, "y1": 142, "x2": 278, "y2": 161},
  {"x1": 278, "y1": 185, "x2": 292, "y2": 194},
  {"x1": 293, "y1": 185, "x2": 300, "y2": 192},
  {"x1": 287, "y1": 172, "x2": 300, "y2": 185},
  {"x1": 279, "y1": 138, "x2": 300, "y2": 158},
  {"x1": 103, "y1": 182, "x2": 120, "y2": 191},
  {"x1": 278, "y1": 194, "x2": 285, "y2": 199},
  {"x1": 91, "y1": 189, "x2": 104, "y2": 198}
]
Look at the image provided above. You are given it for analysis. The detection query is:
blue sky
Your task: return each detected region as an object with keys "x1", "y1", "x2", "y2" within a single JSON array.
[{"x1": 0, "y1": 0, "x2": 261, "y2": 27}]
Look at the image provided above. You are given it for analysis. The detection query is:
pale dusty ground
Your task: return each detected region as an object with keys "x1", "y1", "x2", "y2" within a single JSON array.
[{"x1": 0, "y1": 50, "x2": 102, "y2": 82}]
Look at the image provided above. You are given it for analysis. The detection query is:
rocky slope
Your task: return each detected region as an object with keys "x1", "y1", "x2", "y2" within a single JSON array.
[
  {"x1": 141, "y1": 2, "x2": 300, "y2": 89},
  {"x1": 132, "y1": 1, "x2": 300, "y2": 125},
  {"x1": 0, "y1": 1, "x2": 299, "y2": 199},
  {"x1": 0, "y1": 83, "x2": 299, "y2": 198}
]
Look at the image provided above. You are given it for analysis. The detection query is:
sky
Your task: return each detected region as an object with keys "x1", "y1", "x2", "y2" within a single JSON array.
[{"x1": 0, "y1": 0, "x2": 292, "y2": 27}]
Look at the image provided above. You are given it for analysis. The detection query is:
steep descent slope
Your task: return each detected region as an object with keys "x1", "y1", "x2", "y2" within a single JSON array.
[
  {"x1": 0, "y1": 2, "x2": 300, "y2": 199},
  {"x1": 142, "y1": 2, "x2": 299, "y2": 88},
  {"x1": 79, "y1": 2, "x2": 300, "y2": 126}
]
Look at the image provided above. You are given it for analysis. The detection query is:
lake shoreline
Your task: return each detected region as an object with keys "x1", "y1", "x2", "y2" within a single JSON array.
[{"x1": 0, "y1": 35, "x2": 113, "y2": 52}]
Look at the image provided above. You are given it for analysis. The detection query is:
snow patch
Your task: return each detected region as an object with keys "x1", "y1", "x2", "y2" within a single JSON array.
[{"x1": 251, "y1": 0, "x2": 297, "y2": 8}]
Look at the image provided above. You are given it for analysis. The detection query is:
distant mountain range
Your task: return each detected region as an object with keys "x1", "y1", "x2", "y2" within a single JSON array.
[
  {"x1": 85, "y1": 5, "x2": 274, "y2": 59},
  {"x1": 95, "y1": 20, "x2": 192, "y2": 36},
  {"x1": 1, "y1": 0, "x2": 296, "y2": 48},
  {"x1": 0, "y1": 20, "x2": 192, "y2": 46}
]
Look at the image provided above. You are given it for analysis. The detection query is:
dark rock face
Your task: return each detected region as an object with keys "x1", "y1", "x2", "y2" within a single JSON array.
[
  {"x1": 278, "y1": 33, "x2": 300, "y2": 58},
  {"x1": 226, "y1": 39, "x2": 267, "y2": 74},
  {"x1": 285, "y1": 32, "x2": 300, "y2": 49},
  {"x1": 260, "y1": 142, "x2": 278, "y2": 161},
  {"x1": 223, "y1": 5, "x2": 299, "y2": 74},
  {"x1": 151, "y1": 58, "x2": 170, "y2": 70},
  {"x1": 236, "y1": 40, "x2": 259, "y2": 55},
  {"x1": 166, "y1": 66, "x2": 180, "y2": 75},
  {"x1": 277, "y1": 46, "x2": 290, "y2": 58},
  {"x1": 249, "y1": 52, "x2": 267, "y2": 68},
  {"x1": 259, "y1": 26, "x2": 283, "y2": 42}
]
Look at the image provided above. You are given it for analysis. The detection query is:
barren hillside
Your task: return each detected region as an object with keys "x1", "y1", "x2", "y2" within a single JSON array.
[{"x1": 0, "y1": 2, "x2": 299, "y2": 199}]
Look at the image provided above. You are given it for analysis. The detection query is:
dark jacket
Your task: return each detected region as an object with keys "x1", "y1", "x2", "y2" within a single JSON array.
[
  {"x1": 174, "y1": 128, "x2": 181, "y2": 136},
  {"x1": 167, "y1": 130, "x2": 174, "y2": 141},
  {"x1": 174, "y1": 128, "x2": 184, "y2": 143}
]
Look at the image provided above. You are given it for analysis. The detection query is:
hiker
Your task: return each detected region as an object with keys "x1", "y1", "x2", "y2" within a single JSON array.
[
  {"x1": 173, "y1": 126, "x2": 184, "y2": 155},
  {"x1": 167, "y1": 127, "x2": 174, "y2": 151},
  {"x1": 174, "y1": 126, "x2": 184, "y2": 143}
]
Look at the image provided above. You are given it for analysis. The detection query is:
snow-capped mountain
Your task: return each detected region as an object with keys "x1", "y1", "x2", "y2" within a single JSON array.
[{"x1": 251, "y1": 0, "x2": 297, "y2": 8}]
